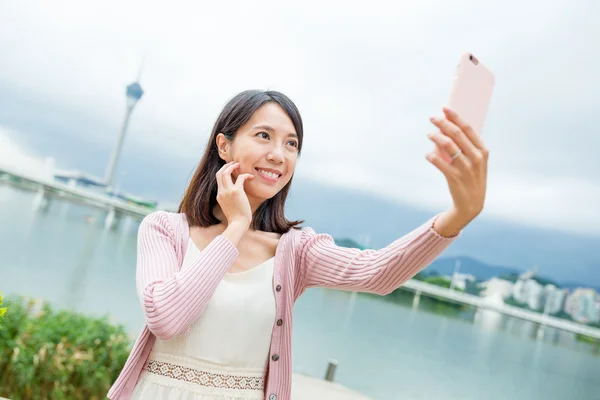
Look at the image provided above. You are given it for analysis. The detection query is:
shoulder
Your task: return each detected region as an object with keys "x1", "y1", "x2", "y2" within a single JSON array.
[
  {"x1": 281, "y1": 226, "x2": 312, "y2": 241},
  {"x1": 298, "y1": 226, "x2": 332, "y2": 241},
  {"x1": 288, "y1": 226, "x2": 335, "y2": 253},
  {"x1": 139, "y1": 211, "x2": 187, "y2": 238}
]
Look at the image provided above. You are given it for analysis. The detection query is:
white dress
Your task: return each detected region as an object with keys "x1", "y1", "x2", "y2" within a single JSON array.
[{"x1": 131, "y1": 237, "x2": 276, "y2": 400}]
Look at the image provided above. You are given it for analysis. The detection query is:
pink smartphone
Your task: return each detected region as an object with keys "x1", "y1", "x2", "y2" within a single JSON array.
[{"x1": 447, "y1": 52, "x2": 495, "y2": 136}]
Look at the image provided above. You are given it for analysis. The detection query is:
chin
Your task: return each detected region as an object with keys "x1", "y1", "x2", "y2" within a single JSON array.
[
  {"x1": 246, "y1": 184, "x2": 285, "y2": 202},
  {"x1": 247, "y1": 189, "x2": 280, "y2": 202}
]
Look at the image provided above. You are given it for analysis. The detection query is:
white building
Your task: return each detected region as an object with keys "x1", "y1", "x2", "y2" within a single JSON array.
[
  {"x1": 565, "y1": 289, "x2": 599, "y2": 323},
  {"x1": 53, "y1": 169, "x2": 107, "y2": 193},
  {"x1": 541, "y1": 285, "x2": 568, "y2": 315},
  {"x1": 449, "y1": 273, "x2": 477, "y2": 291},
  {"x1": 525, "y1": 281, "x2": 544, "y2": 310},
  {"x1": 512, "y1": 279, "x2": 525, "y2": 302},
  {"x1": 512, "y1": 278, "x2": 544, "y2": 310},
  {"x1": 478, "y1": 277, "x2": 514, "y2": 299}
]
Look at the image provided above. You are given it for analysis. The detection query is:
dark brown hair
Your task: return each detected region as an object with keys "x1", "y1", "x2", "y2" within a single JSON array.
[{"x1": 178, "y1": 90, "x2": 304, "y2": 234}]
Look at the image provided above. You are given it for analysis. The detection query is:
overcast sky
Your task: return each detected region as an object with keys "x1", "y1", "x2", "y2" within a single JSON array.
[{"x1": 0, "y1": 0, "x2": 598, "y2": 236}]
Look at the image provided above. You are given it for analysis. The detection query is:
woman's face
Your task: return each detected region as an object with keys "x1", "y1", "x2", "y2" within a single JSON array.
[{"x1": 217, "y1": 102, "x2": 299, "y2": 205}]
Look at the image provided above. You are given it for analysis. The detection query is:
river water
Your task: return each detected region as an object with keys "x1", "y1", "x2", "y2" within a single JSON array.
[{"x1": 0, "y1": 185, "x2": 598, "y2": 400}]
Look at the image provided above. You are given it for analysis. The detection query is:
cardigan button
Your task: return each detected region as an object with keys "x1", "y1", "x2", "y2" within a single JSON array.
[
  {"x1": 276, "y1": 319, "x2": 283, "y2": 326},
  {"x1": 275, "y1": 284, "x2": 282, "y2": 292},
  {"x1": 272, "y1": 354, "x2": 280, "y2": 361},
  {"x1": 269, "y1": 395, "x2": 277, "y2": 400}
]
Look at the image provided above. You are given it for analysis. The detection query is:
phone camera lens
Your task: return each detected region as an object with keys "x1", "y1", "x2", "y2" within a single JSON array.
[{"x1": 469, "y1": 54, "x2": 479, "y2": 65}]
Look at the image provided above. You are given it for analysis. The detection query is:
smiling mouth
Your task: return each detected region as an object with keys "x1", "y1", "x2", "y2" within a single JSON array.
[{"x1": 255, "y1": 168, "x2": 282, "y2": 181}]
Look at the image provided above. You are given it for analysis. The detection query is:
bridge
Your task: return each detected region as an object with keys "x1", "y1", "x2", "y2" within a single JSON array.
[
  {"x1": 401, "y1": 278, "x2": 600, "y2": 340},
  {"x1": 0, "y1": 165, "x2": 173, "y2": 229}
]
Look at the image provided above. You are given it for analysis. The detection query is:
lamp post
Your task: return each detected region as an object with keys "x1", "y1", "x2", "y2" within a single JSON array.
[{"x1": 104, "y1": 81, "x2": 144, "y2": 189}]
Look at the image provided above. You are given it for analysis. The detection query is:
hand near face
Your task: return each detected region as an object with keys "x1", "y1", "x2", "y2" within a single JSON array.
[{"x1": 215, "y1": 162, "x2": 255, "y2": 227}]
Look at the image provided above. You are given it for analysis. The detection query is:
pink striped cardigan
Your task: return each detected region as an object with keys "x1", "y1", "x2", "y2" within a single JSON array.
[{"x1": 107, "y1": 211, "x2": 458, "y2": 400}]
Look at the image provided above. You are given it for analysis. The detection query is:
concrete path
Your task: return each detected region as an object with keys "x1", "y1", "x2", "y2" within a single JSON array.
[{"x1": 292, "y1": 373, "x2": 373, "y2": 399}]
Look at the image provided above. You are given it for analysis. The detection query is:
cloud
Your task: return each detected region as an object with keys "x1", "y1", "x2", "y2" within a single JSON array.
[
  {"x1": 0, "y1": 0, "x2": 598, "y2": 235},
  {"x1": 0, "y1": 127, "x2": 55, "y2": 181}
]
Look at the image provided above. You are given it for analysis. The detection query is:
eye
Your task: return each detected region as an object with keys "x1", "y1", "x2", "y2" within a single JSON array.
[
  {"x1": 256, "y1": 132, "x2": 270, "y2": 140},
  {"x1": 287, "y1": 140, "x2": 298, "y2": 148}
]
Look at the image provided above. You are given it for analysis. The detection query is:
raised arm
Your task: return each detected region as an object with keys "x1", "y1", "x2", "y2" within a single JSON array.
[
  {"x1": 298, "y1": 104, "x2": 491, "y2": 295},
  {"x1": 298, "y1": 215, "x2": 458, "y2": 295},
  {"x1": 136, "y1": 212, "x2": 239, "y2": 340}
]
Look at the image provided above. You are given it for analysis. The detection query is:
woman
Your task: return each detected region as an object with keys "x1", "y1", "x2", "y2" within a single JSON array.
[{"x1": 108, "y1": 90, "x2": 488, "y2": 400}]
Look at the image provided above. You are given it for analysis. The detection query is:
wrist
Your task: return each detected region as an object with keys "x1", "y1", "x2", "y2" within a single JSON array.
[
  {"x1": 433, "y1": 207, "x2": 471, "y2": 238},
  {"x1": 222, "y1": 219, "x2": 250, "y2": 246},
  {"x1": 227, "y1": 218, "x2": 251, "y2": 229}
]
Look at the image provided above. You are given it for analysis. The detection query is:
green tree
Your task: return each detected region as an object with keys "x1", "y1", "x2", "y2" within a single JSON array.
[
  {"x1": 498, "y1": 273, "x2": 520, "y2": 283},
  {"x1": 424, "y1": 276, "x2": 454, "y2": 289},
  {"x1": 413, "y1": 271, "x2": 427, "y2": 281}
]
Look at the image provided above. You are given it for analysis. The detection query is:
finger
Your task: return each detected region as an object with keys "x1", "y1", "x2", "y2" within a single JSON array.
[
  {"x1": 218, "y1": 161, "x2": 234, "y2": 172},
  {"x1": 427, "y1": 132, "x2": 467, "y2": 167},
  {"x1": 442, "y1": 107, "x2": 487, "y2": 151},
  {"x1": 426, "y1": 152, "x2": 457, "y2": 180},
  {"x1": 222, "y1": 162, "x2": 238, "y2": 188},
  {"x1": 216, "y1": 161, "x2": 233, "y2": 189},
  {"x1": 432, "y1": 111, "x2": 480, "y2": 161},
  {"x1": 234, "y1": 173, "x2": 255, "y2": 188}
]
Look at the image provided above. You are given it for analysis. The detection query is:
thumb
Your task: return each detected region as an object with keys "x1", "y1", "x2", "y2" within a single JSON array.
[{"x1": 235, "y1": 173, "x2": 255, "y2": 188}]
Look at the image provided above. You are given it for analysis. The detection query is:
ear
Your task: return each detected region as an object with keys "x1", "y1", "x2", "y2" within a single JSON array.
[{"x1": 215, "y1": 133, "x2": 230, "y2": 162}]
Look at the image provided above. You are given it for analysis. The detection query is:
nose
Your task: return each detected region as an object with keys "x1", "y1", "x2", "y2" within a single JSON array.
[{"x1": 267, "y1": 145, "x2": 284, "y2": 164}]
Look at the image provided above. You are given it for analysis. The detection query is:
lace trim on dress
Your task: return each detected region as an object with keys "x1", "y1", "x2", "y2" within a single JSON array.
[{"x1": 143, "y1": 359, "x2": 265, "y2": 391}]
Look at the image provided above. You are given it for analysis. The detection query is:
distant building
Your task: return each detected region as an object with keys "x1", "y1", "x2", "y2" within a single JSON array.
[
  {"x1": 478, "y1": 277, "x2": 514, "y2": 299},
  {"x1": 540, "y1": 285, "x2": 568, "y2": 315},
  {"x1": 565, "y1": 289, "x2": 599, "y2": 323},
  {"x1": 53, "y1": 169, "x2": 159, "y2": 209},
  {"x1": 54, "y1": 169, "x2": 107, "y2": 192},
  {"x1": 525, "y1": 281, "x2": 544, "y2": 310},
  {"x1": 512, "y1": 279, "x2": 525, "y2": 302},
  {"x1": 449, "y1": 273, "x2": 477, "y2": 291},
  {"x1": 512, "y1": 278, "x2": 544, "y2": 310},
  {"x1": 518, "y1": 270, "x2": 536, "y2": 281}
]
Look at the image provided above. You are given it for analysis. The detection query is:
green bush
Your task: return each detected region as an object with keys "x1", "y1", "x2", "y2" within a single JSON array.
[
  {"x1": 0, "y1": 296, "x2": 132, "y2": 400},
  {"x1": 0, "y1": 292, "x2": 7, "y2": 329}
]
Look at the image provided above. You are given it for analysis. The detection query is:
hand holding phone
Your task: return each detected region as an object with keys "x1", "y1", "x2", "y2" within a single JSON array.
[{"x1": 426, "y1": 52, "x2": 494, "y2": 233}]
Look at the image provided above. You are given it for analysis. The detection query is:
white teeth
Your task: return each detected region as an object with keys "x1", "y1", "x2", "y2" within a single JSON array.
[{"x1": 258, "y1": 169, "x2": 279, "y2": 179}]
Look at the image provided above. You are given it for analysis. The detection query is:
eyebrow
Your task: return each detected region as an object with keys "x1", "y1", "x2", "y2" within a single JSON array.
[{"x1": 252, "y1": 124, "x2": 298, "y2": 138}]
